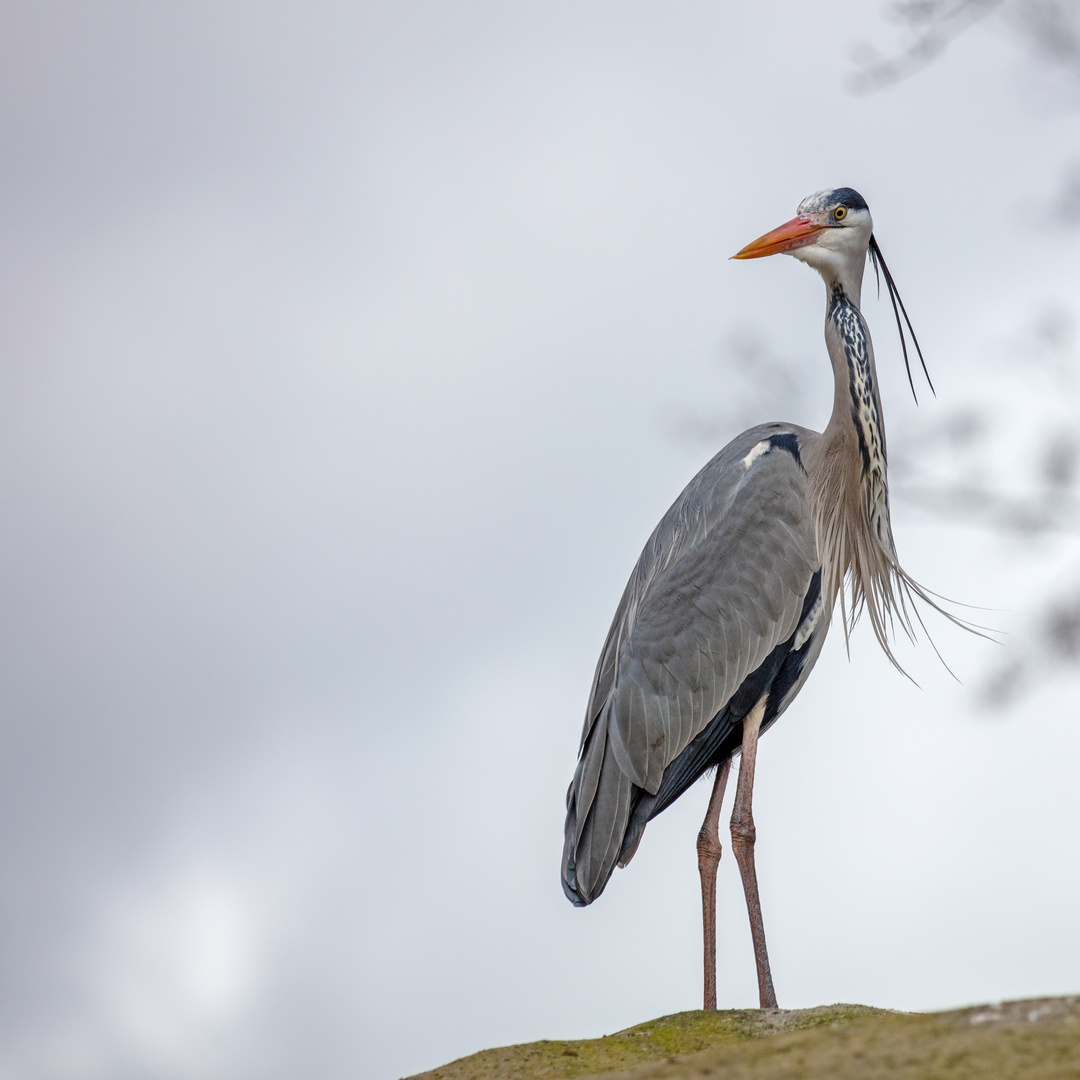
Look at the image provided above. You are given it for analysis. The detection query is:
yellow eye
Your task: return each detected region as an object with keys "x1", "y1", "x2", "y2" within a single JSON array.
[{"x1": 833, "y1": 206, "x2": 847, "y2": 221}]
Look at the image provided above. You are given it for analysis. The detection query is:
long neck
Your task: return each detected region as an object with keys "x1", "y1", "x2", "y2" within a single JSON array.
[
  {"x1": 799, "y1": 247, "x2": 942, "y2": 667},
  {"x1": 807, "y1": 269, "x2": 898, "y2": 628},
  {"x1": 822, "y1": 278, "x2": 888, "y2": 492}
]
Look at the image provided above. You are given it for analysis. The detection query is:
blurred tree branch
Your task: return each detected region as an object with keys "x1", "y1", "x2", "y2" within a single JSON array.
[
  {"x1": 848, "y1": 0, "x2": 1004, "y2": 93},
  {"x1": 850, "y1": 0, "x2": 1080, "y2": 93}
]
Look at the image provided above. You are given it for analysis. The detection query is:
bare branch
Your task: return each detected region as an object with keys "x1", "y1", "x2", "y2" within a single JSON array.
[
  {"x1": 1014, "y1": 0, "x2": 1080, "y2": 74},
  {"x1": 1053, "y1": 163, "x2": 1080, "y2": 223},
  {"x1": 848, "y1": 0, "x2": 1004, "y2": 93}
]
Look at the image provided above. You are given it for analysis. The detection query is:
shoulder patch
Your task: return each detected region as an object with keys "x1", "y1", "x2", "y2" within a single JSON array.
[{"x1": 767, "y1": 432, "x2": 804, "y2": 471}]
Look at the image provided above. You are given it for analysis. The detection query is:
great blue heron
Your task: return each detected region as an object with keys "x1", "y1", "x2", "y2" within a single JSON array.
[{"x1": 561, "y1": 187, "x2": 938, "y2": 1011}]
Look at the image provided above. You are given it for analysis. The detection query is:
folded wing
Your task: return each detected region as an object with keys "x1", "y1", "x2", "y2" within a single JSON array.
[{"x1": 562, "y1": 424, "x2": 820, "y2": 905}]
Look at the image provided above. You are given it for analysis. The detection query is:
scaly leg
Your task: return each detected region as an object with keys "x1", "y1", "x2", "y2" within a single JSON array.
[
  {"x1": 696, "y1": 757, "x2": 731, "y2": 1011},
  {"x1": 730, "y1": 695, "x2": 777, "y2": 1009}
]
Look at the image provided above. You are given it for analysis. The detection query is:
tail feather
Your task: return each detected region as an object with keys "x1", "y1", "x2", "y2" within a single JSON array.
[
  {"x1": 561, "y1": 716, "x2": 633, "y2": 906},
  {"x1": 572, "y1": 706, "x2": 608, "y2": 849}
]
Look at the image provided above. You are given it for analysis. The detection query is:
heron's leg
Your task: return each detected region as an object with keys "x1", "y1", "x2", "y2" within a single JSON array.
[
  {"x1": 696, "y1": 757, "x2": 731, "y2": 1011},
  {"x1": 730, "y1": 696, "x2": 778, "y2": 1009}
]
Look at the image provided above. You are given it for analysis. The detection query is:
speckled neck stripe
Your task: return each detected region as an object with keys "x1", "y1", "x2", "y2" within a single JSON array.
[{"x1": 829, "y1": 283, "x2": 890, "y2": 543}]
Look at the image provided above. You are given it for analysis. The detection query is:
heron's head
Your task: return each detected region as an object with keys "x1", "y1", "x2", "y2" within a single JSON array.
[
  {"x1": 733, "y1": 187, "x2": 873, "y2": 293},
  {"x1": 733, "y1": 187, "x2": 933, "y2": 401}
]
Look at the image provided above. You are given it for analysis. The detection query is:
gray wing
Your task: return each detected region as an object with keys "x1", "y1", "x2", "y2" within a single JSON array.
[{"x1": 562, "y1": 423, "x2": 820, "y2": 905}]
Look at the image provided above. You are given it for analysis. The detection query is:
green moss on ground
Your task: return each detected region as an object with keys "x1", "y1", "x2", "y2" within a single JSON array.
[
  {"x1": 404, "y1": 997, "x2": 1080, "y2": 1080},
  {"x1": 403, "y1": 1004, "x2": 890, "y2": 1080}
]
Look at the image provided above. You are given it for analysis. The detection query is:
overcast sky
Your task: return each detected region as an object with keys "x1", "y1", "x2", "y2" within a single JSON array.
[{"x1": 1, "y1": 3, "x2": 1079, "y2": 1079}]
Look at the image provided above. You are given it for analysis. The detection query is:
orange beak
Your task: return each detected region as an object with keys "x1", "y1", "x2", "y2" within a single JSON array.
[{"x1": 731, "y1": 215, "x2": 827, "y2": 260}]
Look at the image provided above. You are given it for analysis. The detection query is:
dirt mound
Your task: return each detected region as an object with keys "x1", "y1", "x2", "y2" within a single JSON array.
[{"x1": 406, "y1": 996, "x2": 1080, "y2": 1080}]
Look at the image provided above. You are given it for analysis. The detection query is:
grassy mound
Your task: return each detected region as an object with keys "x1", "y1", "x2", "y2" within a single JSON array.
[{"x1": 405, "y1": 996, "x2": 1080, "y2": 1080}]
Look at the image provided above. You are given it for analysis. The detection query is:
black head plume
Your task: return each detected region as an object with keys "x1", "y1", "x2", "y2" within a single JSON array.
[{"x1": 868, "y1": 234, "x2": 933, "y2": 404}]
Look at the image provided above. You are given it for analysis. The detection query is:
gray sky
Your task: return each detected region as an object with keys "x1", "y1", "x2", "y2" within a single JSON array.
[{"x1": 0, "y1": 3, "x2": 1079, "y2": 1078}]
